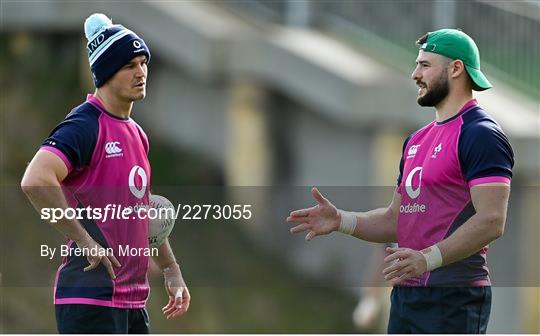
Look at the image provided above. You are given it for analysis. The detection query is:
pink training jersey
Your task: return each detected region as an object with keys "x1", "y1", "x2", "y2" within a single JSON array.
[
  {"x1": 396, "y1": 99, "x2": 514, "y2": 287},
  {"x1": 41, "y1": 94, "x2": 151, "y2": 308}
]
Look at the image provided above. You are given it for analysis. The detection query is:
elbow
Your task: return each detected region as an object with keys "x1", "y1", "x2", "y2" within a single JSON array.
[
  {"x1": 492, "y1": 225, "x2": 504, "y2": 240},
  {"x1": 20, "y1": 172, "x2": 51, "y2": 196},
  {"x1": 20, "y1": 175, "x2": 38, "y2": 196},
  {"x1": 493, "y1": 223, "x2": 505, "y2": 240},
  {"x1": 484, "y1": 213, "x2": 506, "y2": 240}
]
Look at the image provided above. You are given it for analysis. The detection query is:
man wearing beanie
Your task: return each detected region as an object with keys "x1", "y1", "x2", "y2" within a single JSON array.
[
  {"x1": 287, "y1": 29, "x2": 513, "y2": 333},
  {"x1": 21, "y1": 14, "x2": 190, "y2": 333}
]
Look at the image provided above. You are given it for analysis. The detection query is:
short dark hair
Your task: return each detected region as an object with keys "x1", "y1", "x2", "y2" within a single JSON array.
[{"x1": 416, "y1": 33, "x2": 428, "y2": 47}]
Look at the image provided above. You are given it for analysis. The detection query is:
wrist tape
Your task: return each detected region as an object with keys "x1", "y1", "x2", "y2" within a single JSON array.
[
  {"x1": 338, "y1": 210, "x2": 357, "y2": 235},
  {"x1": 422, "y1": 245, "x2": 443, "y2": 271}
]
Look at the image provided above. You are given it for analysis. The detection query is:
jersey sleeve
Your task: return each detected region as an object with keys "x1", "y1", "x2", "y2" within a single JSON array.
[
  {"x1": 40, "y1": 109, "x2": 99, "y2": 172},
  {"x1": 396, "y1": 135, "x2": 412, "y2": 191},
  {"x1": 458, "y1": 122, "x2": 514, "y2": 187}
]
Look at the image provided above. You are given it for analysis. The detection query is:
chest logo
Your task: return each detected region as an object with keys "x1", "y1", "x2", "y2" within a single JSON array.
[
  {"x1": 431, "y1": 143, "x2": 442, "y2": 158},
  {"x1": 129, "y1": 165, "x2": 148, "y2": 199},
  {"x1": 407, "y1": 145, "x2": 420, "y2": 159},
  {"x1": 105, "y1": 141, "x2": 123, "y2": 158},
  {"x1": 405, "y1": 166, "x2": 422, "y2": 199}
]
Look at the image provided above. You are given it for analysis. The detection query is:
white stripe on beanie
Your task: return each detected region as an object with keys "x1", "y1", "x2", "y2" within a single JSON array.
[{"x1": 89, "y1": 29, "x2": 135, "y2": 66}]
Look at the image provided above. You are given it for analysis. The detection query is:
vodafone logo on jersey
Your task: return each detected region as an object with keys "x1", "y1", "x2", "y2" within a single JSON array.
[
  {"x1": 129, "y1": 165, "x2": 148, "y2": 199},
  {"x1": 105, "y1": 141, "x2": 123, "y2": 158},
  {"x1": 400, "y1": 166, "x2": 426, "y2": 214},
  {"x1": 405, "y1": 166, "x2": 422, "y2": 199}
]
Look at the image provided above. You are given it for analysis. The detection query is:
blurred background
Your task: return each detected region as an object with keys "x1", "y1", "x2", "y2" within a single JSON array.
[{"x1": 1, "y1": 0, "x2": 539, "y2": 333}]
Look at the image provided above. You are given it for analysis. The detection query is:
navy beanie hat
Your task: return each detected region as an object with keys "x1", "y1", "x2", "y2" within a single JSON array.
[{"x1": 84, "y1": 13, "x2": 151, "y2": 87}]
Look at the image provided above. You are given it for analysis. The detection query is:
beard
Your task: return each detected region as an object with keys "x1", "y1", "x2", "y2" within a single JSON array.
[{"x1": 417, "y1": 72, "x2": 449, "y2": 107}]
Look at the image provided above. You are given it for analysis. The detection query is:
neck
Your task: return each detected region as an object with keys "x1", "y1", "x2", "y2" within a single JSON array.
[
  {"x1": 94, "y1": 89, "x2": 132, "y2": 119},
  {"x1": 434, "y1": 90, "x2": 473, "y2": 122}
]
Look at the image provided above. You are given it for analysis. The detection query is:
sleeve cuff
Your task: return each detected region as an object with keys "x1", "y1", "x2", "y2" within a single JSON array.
[
  {"x1": 469, "y1": 176, "x2": 511, "y2": 187},
  {"x1": 40, "y1": 146, "x2": 73, "y2": 173}
]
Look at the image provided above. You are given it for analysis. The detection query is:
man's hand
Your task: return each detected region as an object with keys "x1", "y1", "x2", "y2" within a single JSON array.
[
  {"x1": 286, "y1": 187, "x2": 340, "y2": 241},
  {"x1": 382, "y1": 247, "x2": 427, "y2": 286},
  {"x1": 76, "y1": 235, "x2": 121, "y2": 280},
  {"x1": 162, "y1": 263, "x2": 190, "y2": 320}
]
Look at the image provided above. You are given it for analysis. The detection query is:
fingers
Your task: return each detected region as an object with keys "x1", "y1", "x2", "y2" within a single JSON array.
[
  {"x1": 162, "y1": 296, "x2": 176, "y2": 317},
  {"x1": 388, "y1": 271, "x2": 413, "y2": 286},
  {"x1": 290, "y1": 223, "x2": 310, "y2": 234},
  {"x1": 289, "y1": 207, "x2": 313, "y2": 218},
  {"x1": 108, "y1": 253, "x2": 122, "y2": 268},
  {"x1": 163, "y1": 288, "x2": 190, "y2": 319},
  {"x1": 169, "y1": 307, "x2": 188, "y2": 319},
  {"x1": 384, "y1": 265, "x2": 413, "y2": 281},
  {"x1": 311, "y1": 187, "x2": 328, "y2": 206},
  {"x1": 83, "y1": 257, "x2": 99, "y2": 272},
  {"x1": 385, "y1": 246, "x2": 407, "y2": 254},
  {"x1": 101, "y1": 257, "x2": 117, "y2": 279},
  {"x1": 382, "y1": 260, "x2": 404, "y2": 276},
  {"x1": 83, "y1": 255, "x2": 118, "y2": 279},
  {"x1": 182, "y1": 288, "x2": 191, "y2": 311},
  {"x1": 305, "y1": 230, "x2": 318, "y2": 241},
  {"x1": 384, "y1": 249, "x2": 410, "y2": 263},
  {"x1": 162, "y1": 295, "x2": 175, "y2": 312},
  {"x1": 286, "y1": 215, "x2": 309, "y2": 224}
]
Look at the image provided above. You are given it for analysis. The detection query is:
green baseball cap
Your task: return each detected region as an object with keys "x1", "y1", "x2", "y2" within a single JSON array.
[{"x1": 419, "y1": 29, "x2": 492, "y2": 91}]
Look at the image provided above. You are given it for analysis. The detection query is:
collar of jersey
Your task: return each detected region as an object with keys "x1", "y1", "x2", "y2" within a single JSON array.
[
  {"x1": 86, "y1": 94, "x2": 131, "y2": 122},
  {"x1": 435, "y1": 99, "x2": 478, "y2": 126}
]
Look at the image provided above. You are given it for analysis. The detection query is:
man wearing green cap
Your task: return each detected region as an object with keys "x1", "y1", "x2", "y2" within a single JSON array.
[{"x1": 287, "y1": 29, "x2": 513, "y2": 333}]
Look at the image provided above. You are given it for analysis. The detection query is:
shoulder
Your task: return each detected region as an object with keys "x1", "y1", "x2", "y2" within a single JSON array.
[
  {"x1": 60, "y1": 102, "x2": 102, "y2": 128},
  {"x1": 461, "y1": 107, "x2": 503, "y2": 132},
  {"x1": 457, "y1": 107, "x2": 514, "y2": 182},
  {"x1": 41, "y1": 102, "x2": 103, "y2": 170},
  {"x1": 459, "y1": 107, "x2": 510, "y2": 148}
]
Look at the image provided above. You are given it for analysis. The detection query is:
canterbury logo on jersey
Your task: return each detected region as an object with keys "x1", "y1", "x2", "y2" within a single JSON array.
[
  {"x1": 105, "y1": 141, "x2": 123, "y2": 158},
  {"x1": 407, "y1": 145, "x2": 420, "y2": 159}
]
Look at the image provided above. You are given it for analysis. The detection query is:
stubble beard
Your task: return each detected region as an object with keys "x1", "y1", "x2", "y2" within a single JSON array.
[{"x1": 417, "y1": 72, "x2": 449, "y2": 107}]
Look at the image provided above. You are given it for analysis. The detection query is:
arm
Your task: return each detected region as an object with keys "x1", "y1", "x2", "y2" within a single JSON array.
[
  {"x1": 351, "y1": 190, "x2": 400, "y2": 243},
  {"x1": 437, "y1": 183, "x2": 508, "y2": 263},
  {"x1": 286, "y1": 187, "x2": 400, "y2": 243},
  {"x1": 151, "y1": 239, "x2": 190, "y2": 319},
  {"x1": 21, "y1": 150, "x2": 120, "y2": 278},
  {"x1": 383, "y1": 183, "x2": 510, "y2": 285}
]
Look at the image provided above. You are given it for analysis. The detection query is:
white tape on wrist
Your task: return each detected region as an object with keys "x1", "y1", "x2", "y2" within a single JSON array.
[
  {"x1": 338, "y1": 210, "x2": 357, "y2": 235},
  {"x1": 175, "y1": 288, "x2": 182, "y2": 300},
  {"x1": 422, "y1": 244, "x2": 443, "y2": 271}
]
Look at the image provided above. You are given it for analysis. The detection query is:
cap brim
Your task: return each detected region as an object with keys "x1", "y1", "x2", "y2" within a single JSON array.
[{"x1": 465, "y1": 65, "x2": 492, "y2": 91}]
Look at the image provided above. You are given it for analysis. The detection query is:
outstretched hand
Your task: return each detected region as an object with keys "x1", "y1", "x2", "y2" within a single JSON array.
[{"x1": 286, "y1": 187, "x2": 340, "y2": 241}]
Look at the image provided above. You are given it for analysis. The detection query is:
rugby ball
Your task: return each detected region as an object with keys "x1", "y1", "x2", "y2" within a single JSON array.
[{"x1": 148, "y1": 194, "x2": 176, "y2": 248}]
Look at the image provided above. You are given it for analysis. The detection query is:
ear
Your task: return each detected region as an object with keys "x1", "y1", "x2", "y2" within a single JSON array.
[{"x1": 449, "y1": 59, "x2": 466, "y2": 79}]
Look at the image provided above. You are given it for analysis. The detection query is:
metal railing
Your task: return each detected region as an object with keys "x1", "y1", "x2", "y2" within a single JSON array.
[{"x1": 221, "y1": 0, "x2": 539, "y2": 100}]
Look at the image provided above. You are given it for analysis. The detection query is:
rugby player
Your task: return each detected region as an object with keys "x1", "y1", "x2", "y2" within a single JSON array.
[
  {"x1": 21, "y1": 13, "x2": 190, "y2": 333},
  {"x1": 287, "y1": 29, "x2": 514, "y2": 333}
]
